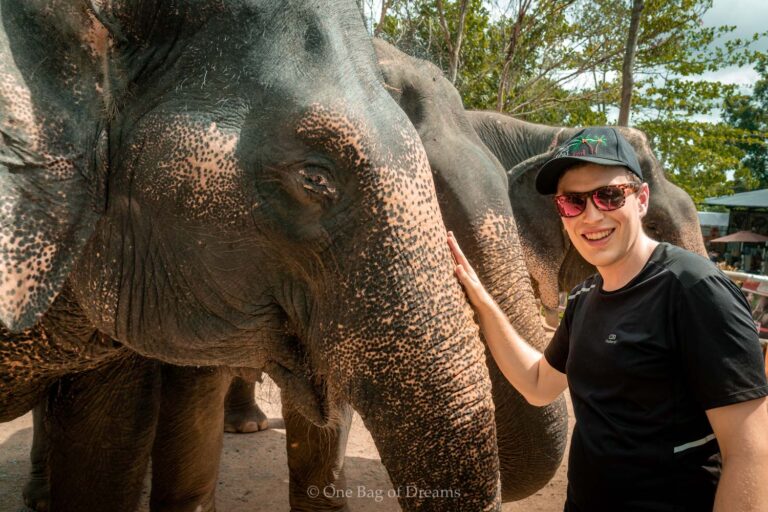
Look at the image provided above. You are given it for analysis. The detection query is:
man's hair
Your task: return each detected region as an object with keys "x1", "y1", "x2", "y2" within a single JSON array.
[{"x1": 624, "y1": 169, "x2": 642, "y2": 184}]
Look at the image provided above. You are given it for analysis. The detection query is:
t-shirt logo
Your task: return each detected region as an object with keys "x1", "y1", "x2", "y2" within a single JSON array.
[{"x1": 605, "y1": 333, "x2": 618, "y2": 344}]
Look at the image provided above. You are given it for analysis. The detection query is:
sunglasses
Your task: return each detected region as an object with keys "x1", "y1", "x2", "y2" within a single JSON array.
[{"x1": 553, "y1": 182, "x2": 642, "y2": 218}]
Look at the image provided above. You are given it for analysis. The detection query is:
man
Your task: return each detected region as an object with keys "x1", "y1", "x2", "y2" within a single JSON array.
[{"x1": 448, "y1": 127, "x2": 768, "y2": 511}]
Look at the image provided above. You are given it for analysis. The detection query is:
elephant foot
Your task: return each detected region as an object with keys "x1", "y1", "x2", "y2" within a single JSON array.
[
  {"x1": 22, "y1": 477, "x2": 49, "y2": 512},
  {"x1": 224, "y1": 402, "x2": 269, "y2": 433}
]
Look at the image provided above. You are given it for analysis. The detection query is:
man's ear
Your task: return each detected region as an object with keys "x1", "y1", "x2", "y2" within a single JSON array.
[
  {"x1": 637, "y1": 182, "x2": 651, "y2": 218},
  {"x1": 0, "y1": 4, "x2": 111, "y2": 330}
]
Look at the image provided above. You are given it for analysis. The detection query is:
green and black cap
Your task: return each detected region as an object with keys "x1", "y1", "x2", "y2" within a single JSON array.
[{"x1": 535, "y1": 127, "x2": 643, "y2": 195}]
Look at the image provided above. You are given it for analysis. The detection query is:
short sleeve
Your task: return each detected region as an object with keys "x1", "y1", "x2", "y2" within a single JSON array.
[
  {"x1": 544, "y1": 301, "x2": 572, "y2": 374},
  {"x1": 677, "y1": 274, "x2": 768, "y2": 410}
]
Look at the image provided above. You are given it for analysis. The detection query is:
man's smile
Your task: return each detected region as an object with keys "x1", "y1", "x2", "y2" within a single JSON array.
[{"x1": 582, "y1": 228, "x2": 614, "y2": 242}]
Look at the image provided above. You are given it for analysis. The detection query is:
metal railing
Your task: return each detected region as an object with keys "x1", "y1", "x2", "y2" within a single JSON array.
[{"x1": 722, "y1": 270, "x2": 768, "y2": 284}]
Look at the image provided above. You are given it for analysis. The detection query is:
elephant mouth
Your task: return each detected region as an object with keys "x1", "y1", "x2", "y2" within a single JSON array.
[{"x1": 264, "y1": 358, "x2": 330, "y2": 427}]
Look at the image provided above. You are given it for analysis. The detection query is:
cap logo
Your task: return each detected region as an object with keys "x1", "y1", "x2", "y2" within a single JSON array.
[{"x1": 557, "y1": 135, "x2": 607, "y2": 158}]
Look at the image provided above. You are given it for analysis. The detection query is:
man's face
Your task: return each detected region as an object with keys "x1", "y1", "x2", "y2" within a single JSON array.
[{"x1": 556, "y1": 163, "x2": 650, "y2": 271}]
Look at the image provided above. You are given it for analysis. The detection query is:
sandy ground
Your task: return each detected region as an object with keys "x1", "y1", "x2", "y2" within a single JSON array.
[{"x1": 0, "y1": 380, "x2": 572, "y2": 512}]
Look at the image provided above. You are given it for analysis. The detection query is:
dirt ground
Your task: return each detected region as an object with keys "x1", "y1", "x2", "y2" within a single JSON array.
[{"x1": 0, "y1": 379, "x2": 573, "y2": 512}]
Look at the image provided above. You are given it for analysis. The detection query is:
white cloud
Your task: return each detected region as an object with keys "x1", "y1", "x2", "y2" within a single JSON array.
[
  {"x1": 702, "y1": 0, "x2": 768, "y2": 52},
  {"x1": 697, "y1": 0, "x2": 767, "y2": 100}
]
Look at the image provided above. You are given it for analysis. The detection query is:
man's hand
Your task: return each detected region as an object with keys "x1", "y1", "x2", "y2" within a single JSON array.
[
  {"x1": 447, "y1": 231, "x2": 493, "y2": 309},
  {"x1": 446, "y1": 231, "x2": 567, "y2": 406}
]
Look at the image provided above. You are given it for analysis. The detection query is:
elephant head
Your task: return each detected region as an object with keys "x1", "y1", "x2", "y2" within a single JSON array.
[
  {"x1": 375, "y1": 39, "x2": 568, "y2": 501},
  {"x1": 0, "y1": 2, "x2": 501, "y2": 509},
  {"x1": 467, "y1": 111, "x2": 706, "y2": 309}
]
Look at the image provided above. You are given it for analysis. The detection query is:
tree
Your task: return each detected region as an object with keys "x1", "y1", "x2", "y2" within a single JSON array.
[
  {"x1": 369, "y1": 1, "x2": 767, "y2": 202},
  {"x1": 618, "y1": 0, "x2": 644, "y2": 126},
  {"x1": 639, "y1": 119, "x2": 757, "y2": 204},
  {"x1": 436, "y1": 0, "x2": 470, "y2": 84},
  {"x1": 723, "y1": 57, "x2": 768, "y2": 188}
]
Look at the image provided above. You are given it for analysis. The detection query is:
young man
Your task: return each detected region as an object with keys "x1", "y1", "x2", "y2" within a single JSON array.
[{"x1": 448, "y1": 127, "x2": 768, "y2": 512}]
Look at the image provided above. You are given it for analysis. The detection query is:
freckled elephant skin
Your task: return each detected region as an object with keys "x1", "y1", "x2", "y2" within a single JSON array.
[
  {"x1": 466, "y1": 111, "x2": 707, "y2": 306},
  {"x1": 0, "y1": 2, "x2": 501, "y2": 511}
]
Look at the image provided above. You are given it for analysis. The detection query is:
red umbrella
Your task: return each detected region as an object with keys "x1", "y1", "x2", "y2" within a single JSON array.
[{"x1": 710, "y1": 230, "x2": 768, "y2": 243}]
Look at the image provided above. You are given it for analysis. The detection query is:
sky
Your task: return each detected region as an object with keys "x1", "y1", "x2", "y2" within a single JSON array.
[{"x1": 700, "y1": 0, "x2": 767, "y2": 89}]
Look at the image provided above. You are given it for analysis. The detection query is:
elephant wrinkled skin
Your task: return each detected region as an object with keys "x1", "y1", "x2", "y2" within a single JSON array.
[{"x1": 0, "y1": 2, "x2": 501, "y2": 511}]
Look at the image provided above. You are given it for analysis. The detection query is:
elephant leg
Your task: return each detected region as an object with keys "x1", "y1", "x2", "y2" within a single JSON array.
[
  {"x1": 283, "y1": 398, "x2": 353, "y2": 512},
  {"x1": 23, "y1": 402, "x2": 50, "y2": 512},
  {"x1": 150, "y1": 365, "x2": 231, "y2": 512},
  {"x1": 46, "y1": 354, "x2": 161, "y2": 512},
  {"x1": 224, "y1": 376, "x2": 268, "y2": 433}
]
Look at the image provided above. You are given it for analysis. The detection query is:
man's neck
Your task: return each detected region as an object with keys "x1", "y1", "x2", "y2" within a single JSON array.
[{"x1": 598, "y1": 234, "x2": 660, "y2": 292}]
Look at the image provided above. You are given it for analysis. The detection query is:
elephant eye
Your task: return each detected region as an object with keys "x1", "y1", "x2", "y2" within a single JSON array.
[{"x1": 298, "y1": 166, "x2": 338, "y2": 202}]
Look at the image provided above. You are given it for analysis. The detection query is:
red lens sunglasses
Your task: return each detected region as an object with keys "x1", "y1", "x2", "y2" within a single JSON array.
[{"x1": 554, "y1": 182, "x2": 642, "y2": 218}]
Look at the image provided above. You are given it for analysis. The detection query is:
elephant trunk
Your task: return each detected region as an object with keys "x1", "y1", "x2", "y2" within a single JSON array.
[
  {"x1": 307, "y1": 108, "x2": 500, "y2": 510},
  {"x1": 453, "y1": 213, "x2": 568, "y2": 501},
  {"x1": 425, "y1": 136, "x2": 568, "y2": 500},
  {"x1": 343, "y1": 310, "x2": 500, "y2": 511}
]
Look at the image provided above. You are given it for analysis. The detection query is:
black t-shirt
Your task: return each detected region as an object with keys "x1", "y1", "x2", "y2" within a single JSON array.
[{"x1": 544, "y1": 243, "x2": 768, "y2": 512}]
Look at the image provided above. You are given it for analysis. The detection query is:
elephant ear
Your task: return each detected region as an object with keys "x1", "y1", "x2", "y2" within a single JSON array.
[
  {"x1": 0, "y1": 3, "x2": 110, "y2": 331},
  {"x1": 506, "y1": 152, "x2": 553, "y2": 186}
]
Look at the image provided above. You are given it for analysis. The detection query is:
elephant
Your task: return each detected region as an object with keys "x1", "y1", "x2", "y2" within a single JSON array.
[
  {"x1": 465, "y1": 110, "x2": 707, "y2": 322},
  {"x1": 216, "y1": 36, "x2": 574, "y2": 503},
  {"x1": 1, "y1": 1, "x2": 507, "y2": 511},
  {"x1": 14, "y1": 27, "x2": 572, "y2": 512}
]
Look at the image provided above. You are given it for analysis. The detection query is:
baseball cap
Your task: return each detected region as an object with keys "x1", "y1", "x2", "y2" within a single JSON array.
[{"x1": 535, "y1": 127, "x2": 643, "y2": 195}]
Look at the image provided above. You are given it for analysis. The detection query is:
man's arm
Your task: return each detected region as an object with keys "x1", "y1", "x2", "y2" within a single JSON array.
[
  {"x1": 447, "y1": 232, "x2": 567, "y2": 406},
  {"x1": 707, "y1": 396, "x2": 768, "y2": 512},
  {"x1": 764, "y1": 345, "x2": 767, "y2": 379}
]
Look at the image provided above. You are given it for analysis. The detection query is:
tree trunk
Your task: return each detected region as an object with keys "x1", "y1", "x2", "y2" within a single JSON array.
[
  {"x1": 618, "y1": 0, "x2": 644, "y2": 126},
  {"x1": 496, "y1": 0, "x2": 532, "y2": 111},
  {"x1": 373, "y1": 0, "x2": 391, "y2": 37},
  {"x1": 436, "y1": 0, "x2": 470, "y2": 84}
]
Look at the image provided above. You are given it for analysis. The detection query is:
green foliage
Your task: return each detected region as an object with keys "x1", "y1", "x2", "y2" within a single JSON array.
[
  {"x1": 723, "y1": 56, "x2": 768, "y2": 188},
  {"x1": 638, "y1": 119, "x2": 758, "y2": 204},
  {"x1": 369, "y1": 1, "x2": 767, "y2": 204}
]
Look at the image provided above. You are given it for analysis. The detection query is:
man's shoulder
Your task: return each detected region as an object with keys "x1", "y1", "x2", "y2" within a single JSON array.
[
  {"x1": 567, "y1": 274, "x2": 600, "y2": 300},
  {"x1": 653, "y1": 243, "x2": 722, "y2": 290}
]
